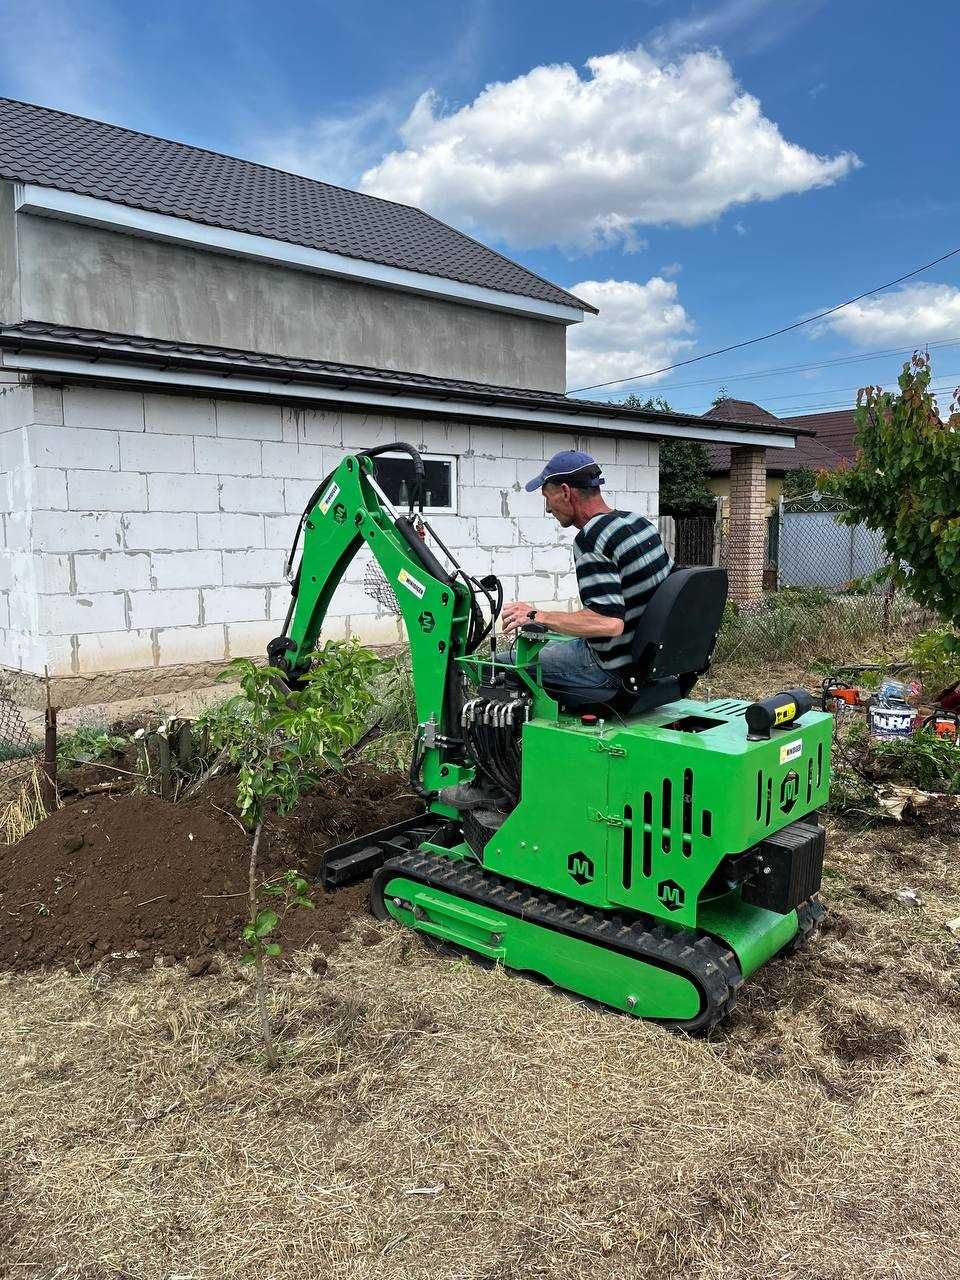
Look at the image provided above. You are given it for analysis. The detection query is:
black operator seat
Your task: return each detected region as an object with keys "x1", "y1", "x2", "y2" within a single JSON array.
[{"x1": 565, "y1": 567, "x2": 729, "y2": 717}]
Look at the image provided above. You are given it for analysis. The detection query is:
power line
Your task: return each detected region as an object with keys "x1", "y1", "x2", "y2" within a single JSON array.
[
  {"x1": 773, "y1": 381, "x2": 960, "y2": 416},
  {"x1": 730, "y1": 372, "x2": 960, "y2": 408},
  {"x1": 628, "y1": 336, "x2": 960, "y2": 398},
  {"x1": 568, "y1": 246, "x2": 960, "y2": 393}
]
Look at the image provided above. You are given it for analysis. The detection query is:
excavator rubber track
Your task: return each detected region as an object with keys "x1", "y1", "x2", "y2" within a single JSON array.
[{"x1": 371, "y1": 849, "x2": 749, "y2": 1033}]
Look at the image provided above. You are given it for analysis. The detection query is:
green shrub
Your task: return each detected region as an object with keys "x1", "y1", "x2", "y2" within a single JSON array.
[
  {"x1": 217, "y1": 638, "x2": 382, "y2": 1070},
  {"x1": 819, "y1": 352, "x2": 960, "y2": 627},
  {"x1": 906, "y1": 626, "x2": 960, "y2": 693},
  {"x1": 57, "y1": 723, "x2": 127, "y2": 765},
  {"x1": 871, "y1": 731, "x2": 960, "y2": 795}
]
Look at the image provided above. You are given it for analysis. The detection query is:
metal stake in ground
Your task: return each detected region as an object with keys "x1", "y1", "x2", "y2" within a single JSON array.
[{"x1": 41, "y1": 667, "x2": 58, "y2": 814}]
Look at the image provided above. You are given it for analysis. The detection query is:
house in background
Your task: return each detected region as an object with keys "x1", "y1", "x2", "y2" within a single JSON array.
[
  {"x1": 705, "y1": 398, "x2": 851, "y2": 516},
  {"x1": 786, "y1": 408, "x2": 858, "y2": 464},
  {"x1": 0, "y1": 99, "x2": 800, "y2": 711}
]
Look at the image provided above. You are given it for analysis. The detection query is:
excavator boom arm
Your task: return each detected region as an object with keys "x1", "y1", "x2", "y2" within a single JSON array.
[{"x1": 269, "y1": 450, "x2": 481, "y2": 799}]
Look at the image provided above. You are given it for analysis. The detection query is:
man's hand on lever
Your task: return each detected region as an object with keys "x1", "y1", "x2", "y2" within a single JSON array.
[
  {"x1": 501, "y1": 601, "x2": 538, "y2": 635},
  {"x1": 501, "y1": 601, "x2": 625, "y2": 640}
]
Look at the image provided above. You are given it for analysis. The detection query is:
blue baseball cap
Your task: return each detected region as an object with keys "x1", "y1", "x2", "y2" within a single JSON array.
[{"x1": 524, "y1": 450, "x2": 604, "y2": 492}]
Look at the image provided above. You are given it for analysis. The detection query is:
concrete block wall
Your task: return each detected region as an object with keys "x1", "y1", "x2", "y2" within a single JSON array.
[{"x1": 0, "y1": 380, "x2": 659, "y2": 684}]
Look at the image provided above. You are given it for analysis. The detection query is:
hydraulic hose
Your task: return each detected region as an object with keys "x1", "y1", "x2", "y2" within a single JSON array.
[{"x1": 357, "y1": 442, "x2": 425, "y2": 514}]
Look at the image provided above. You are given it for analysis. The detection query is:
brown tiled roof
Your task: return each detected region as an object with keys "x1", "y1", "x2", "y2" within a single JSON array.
[
  {"x1": 703, "y1": 397, "x2": 781, "y2": 426},
  {"x1": 705, "y1": 435, "x2": 845, "y2": 476},
  {"x1": 704, "y1": 399, "x2": 846, "y2": 474},
  {"x1": 0, "y1": 321, "x2": 807, "y2": 443},
  {"x1": 782, "y1": 408, "x2": 858, "y2": 462},
  {"x1": 0, "y1": 98, "x2": 592, "y2": 313}
]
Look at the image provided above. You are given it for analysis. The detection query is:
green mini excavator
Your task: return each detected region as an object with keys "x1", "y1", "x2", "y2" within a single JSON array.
[{"x1": 268, "y1": 444, "x2": 830, "y2": 1031}]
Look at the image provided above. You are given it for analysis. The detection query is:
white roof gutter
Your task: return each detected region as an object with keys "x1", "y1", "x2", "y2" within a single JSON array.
[
  {"x1": 14, "y1": 183, "x2": 585, "y2": 326},
  {"x1": 1, "y1": 348, "x2": 798, "y2": 448}
]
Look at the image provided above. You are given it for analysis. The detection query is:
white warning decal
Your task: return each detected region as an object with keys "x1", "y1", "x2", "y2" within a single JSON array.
[
  {"x1": 318, "y1": 482, "x2": 340, "y2": 516},
  {"x1": 398, "y1": 568, "x2": 427, "y2": 599},
  {"x1": 779, "y1": 739, "x2": 803, "y2": 765}
]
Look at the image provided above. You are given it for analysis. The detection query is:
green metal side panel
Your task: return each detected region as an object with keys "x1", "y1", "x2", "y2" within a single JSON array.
[
  {"x1": 480, "y1": 697, "x2": 832, "y2": 930},
  {"x1": 602, "y1": 698, "x2": 831, "y2": 927},
  {"x1": 483, "y1": 722, "x2": 612, "y2": 909}
]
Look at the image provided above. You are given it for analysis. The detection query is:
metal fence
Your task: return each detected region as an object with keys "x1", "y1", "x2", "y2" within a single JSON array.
[
  {"x1": 659, "y1": 512, "x2": 779, "y2": 575},
  {"x1": 0, "y1": 675, "x2": 45, "y2": 803},
  {"x1": 777, "y1": 496, "x2": 888, "y2": 590},
  {"x1": 658, "y1": 514, "x2": 717, "y2": 566},
  {"x1": 661, "y1": 499, "x2": 890, "y2": 593}
]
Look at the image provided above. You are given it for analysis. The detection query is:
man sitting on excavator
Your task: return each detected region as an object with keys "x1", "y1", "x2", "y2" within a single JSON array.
[{"x1": 500, "y1": 450, "x2": 673, "y2": 709}]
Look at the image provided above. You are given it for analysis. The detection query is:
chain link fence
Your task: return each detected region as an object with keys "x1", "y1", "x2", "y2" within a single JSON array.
[
  {"x1": 660, "y1": 497, "x2": 927, "y2": 664},
  {"x1": 0, "y1": 674, "x2": 47, "y2": 812},
  {"x1": 662, "y1": 499, "x2": 890, "y2": 592},
  {"x1": 777, "y1": 494, "x2": 888, "y2": 590}
]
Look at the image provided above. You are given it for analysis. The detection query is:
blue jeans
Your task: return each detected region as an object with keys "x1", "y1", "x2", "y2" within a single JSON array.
[{"x1": 524, "y1": 638, "x2": 621, "y2": 709}]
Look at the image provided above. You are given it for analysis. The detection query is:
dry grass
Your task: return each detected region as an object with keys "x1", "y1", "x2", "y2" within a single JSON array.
[
  {"x1": 4, "y1": 653, "x2": 960, "y2": 1278},
  {"x1": 2, "y1": 810, "x2": 960, "y2": 1280},
  {"x1": 0, "y1": 761, "x2": 48, "y2": 844}
]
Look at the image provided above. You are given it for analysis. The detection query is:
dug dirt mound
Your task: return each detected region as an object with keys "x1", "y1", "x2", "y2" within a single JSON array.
[{"x1": 0, "y1": 766, "x2": 420, "y2": 973}]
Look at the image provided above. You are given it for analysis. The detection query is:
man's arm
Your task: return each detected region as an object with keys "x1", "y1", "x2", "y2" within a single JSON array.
[{"x1": 501, "y1": 601, "x2": 624, "y2": 637}]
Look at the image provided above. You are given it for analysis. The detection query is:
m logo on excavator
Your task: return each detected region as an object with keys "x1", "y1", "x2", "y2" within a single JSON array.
[
  {"x1": 658, "y1": 879, "x2": 685, "y2": 910},
  {"x1": 567, "y1": 852, "x2": 594, "y2": 885},
  {"x1": 780, "y1": 770, "x2": 800, "y2": 814}
]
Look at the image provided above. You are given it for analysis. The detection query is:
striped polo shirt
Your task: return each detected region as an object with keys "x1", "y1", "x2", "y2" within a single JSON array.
[{"x1": 574, "y1": 510, "x2": 673, "y2": 670}]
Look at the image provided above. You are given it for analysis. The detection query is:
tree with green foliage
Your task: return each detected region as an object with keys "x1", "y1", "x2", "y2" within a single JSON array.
[
  {"x1": 621, "y1": 394, "x2": 715, "y2": 515},
  {"x1": 781, "y1": 468, "x2": 817, "y2": 500},
  {"x1": 215, "y1": 640, "x2": 381, "y2": 1067},
  {"x1": 818, "y1": 353, "x2": 960, "y2": 631}
]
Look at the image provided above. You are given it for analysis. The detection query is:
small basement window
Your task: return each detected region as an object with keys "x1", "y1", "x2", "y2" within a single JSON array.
[{"x1": 372, "y1": 452, "x2": 457, "y2": 514}]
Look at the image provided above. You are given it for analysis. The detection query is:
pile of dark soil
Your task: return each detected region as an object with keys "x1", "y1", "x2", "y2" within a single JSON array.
[{"x1": 0, "y1": 765, "x2": 420, "y2": 974}]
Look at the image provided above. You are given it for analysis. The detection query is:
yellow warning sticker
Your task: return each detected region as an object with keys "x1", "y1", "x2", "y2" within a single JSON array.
[
  {"x1": 779, "y1": 739, "x2": 803, "y2": 765},
  {"x1": 774, "y1": 701, "x2": 796, "y2": 725},
  {"x1": 318, "y1": 482, "x2": 340, "y2": 516},
  {"x1": 398, "y1": 568, "x2": 426, "y2": 600}
]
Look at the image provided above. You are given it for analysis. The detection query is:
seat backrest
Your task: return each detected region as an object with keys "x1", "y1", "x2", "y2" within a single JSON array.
[{"x1": 629, "y1": 567, "x2": 728, "y2": 684}]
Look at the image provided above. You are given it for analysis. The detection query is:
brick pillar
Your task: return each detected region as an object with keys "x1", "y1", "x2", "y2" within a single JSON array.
[{"x1": 727, "y1": 446, "x2": 767, "y2": 605}]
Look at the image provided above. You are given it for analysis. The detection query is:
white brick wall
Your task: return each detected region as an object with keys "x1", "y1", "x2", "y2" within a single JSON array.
[{"x1": 0, "y1": 383, "x2": 659, "y2": 677}]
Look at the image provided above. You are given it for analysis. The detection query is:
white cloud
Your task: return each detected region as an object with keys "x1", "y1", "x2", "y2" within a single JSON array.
[
  {"x1": 734, "y1": 219, "x2": 749, "y2": 235},
  {"x1": 565, "y1": 277, "x2": 696, "y2": 392},
  {"x1": 650, "y1": 0, "x2": 828, "y2": 57},
  {"x1": 818, "y1": 283, "x2": 960, "y2": 347},
  {"x1": 360, "y1": 46, "x2": 859, "y2": 252},
  {"x1": 250, "y1": 96, "x2": 405, "y2": 189}
]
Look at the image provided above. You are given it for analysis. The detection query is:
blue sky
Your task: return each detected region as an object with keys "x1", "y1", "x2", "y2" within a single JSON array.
[{"x1": 3, "y1": 0, "x2": 960, "y2": 417}]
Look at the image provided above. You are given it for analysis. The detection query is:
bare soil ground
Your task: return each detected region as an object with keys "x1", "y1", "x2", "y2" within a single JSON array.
[
  {"x1": 0, "y1": 766, "x2": 419, "y2": 974},
  {"x1": 2, "y1": 664, "x2": 960, "y2": 1279}
]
